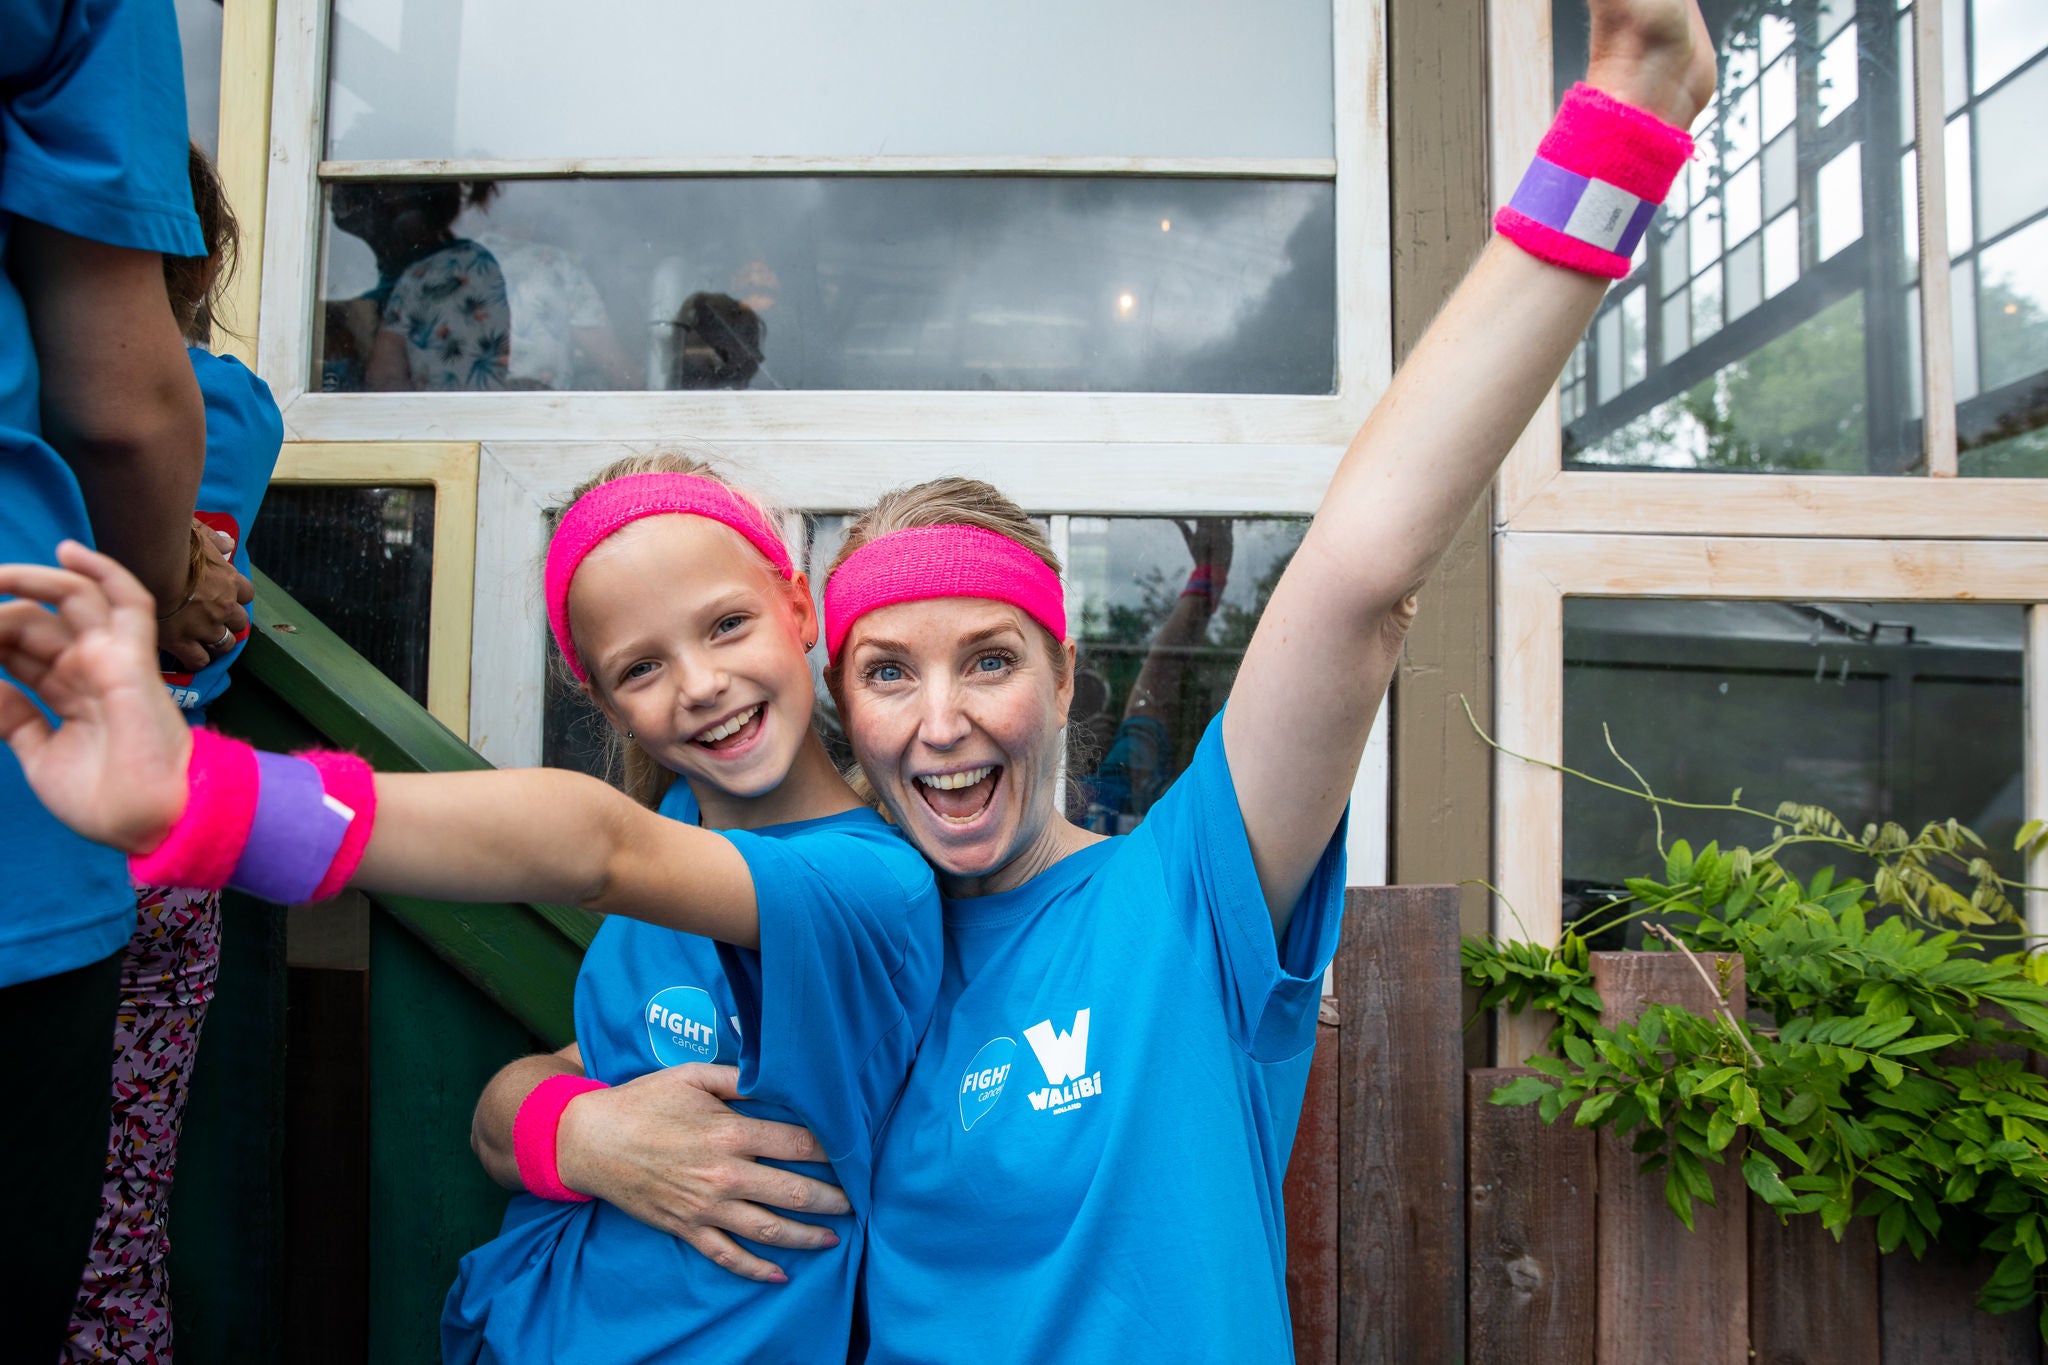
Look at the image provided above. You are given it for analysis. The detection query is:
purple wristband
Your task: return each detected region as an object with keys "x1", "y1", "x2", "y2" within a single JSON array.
[
  {"x1": 230, "y1": 751, "x2": 357, "y2": 903},
  {"x1": 1507, "y1": 157, "x2": 1661, "y2": 260}
]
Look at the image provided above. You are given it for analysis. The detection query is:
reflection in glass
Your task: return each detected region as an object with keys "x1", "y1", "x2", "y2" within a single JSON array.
[
  {"x1": 1559, "y1": 0, "x2": 1918, "y2": 474},
  {"x1": 252, "y1": 487, "x2": 435, "y2": 704},
  {"x1": 1955, "y1": 22, "x2": 2048, "y2": 476},
  {"x1": 315, "y1": 177, "x2": 1337, "y2": 394},
  {"x1": 175, "y1": 0, "x2": 222, "y2": 156},
  {"x1": 1063, "y1": 517, "x2": 1307, "y2": 834},
  {"x1": 1562, "y1": 599, "x2": 2024, "y2": 941}
]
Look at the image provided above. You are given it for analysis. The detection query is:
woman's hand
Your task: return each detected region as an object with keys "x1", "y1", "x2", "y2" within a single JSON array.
[
  {"x1": 554, "y1": 1063, "x2": 851, "y2": 1283},
  {"x1": 157, "y1": 523, "x2": 254, "y2": 673},
  {"x1": 0, "y1": 542, "x2": 194, "y2": 854},
  {"x1": 1585, "y1": 0, "x2": 1716, "y2": 129}
]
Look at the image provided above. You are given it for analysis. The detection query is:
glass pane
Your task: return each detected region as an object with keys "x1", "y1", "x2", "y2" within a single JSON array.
[
  {"x1": 1955, "y1": 29, "x2": 2048, "y2": 476},
  {"x1": 1972, "y1": 0, "x2": 2048, "y2": 95},
  {"x1": 175, "y1": 0, "x2": 222, "y2": 157},
  {"x1": 325, "y1": 0, "x2": 1334, "y2": 161},
  {"x1": 1562, "y1": 598, "x2": 2025, "y2": 941},
  {"x1": 314, "y1": 177, "x2": 1335, "y2": 395},
  {"x1": 1063, "y1": 517, "x2": 1307, "y2": 833},
  {"x1": 1559, "y1": 0, "x2": 1921, "y2": 474},
  {"x1": 251, "y1": 487, "x2": 435, "y2": 704}
]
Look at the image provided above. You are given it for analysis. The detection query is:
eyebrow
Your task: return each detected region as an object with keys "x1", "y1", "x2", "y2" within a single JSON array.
[{"x1": 852, "y1": 622, "x2": 1024, "y2": 658}]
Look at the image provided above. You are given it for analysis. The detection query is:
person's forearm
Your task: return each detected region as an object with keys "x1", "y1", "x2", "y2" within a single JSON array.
[
  {"x1": 1124, "y1": 592, "x2": 1213, "y2": 721},
  {"x1": 9, "y1": 224, "x2": 205, "y2": 604},
  {"x1": 353, "y1": 767, "x2": 762, "y2": 946},
  {"x1": 473, "y1": 1050, "x2": 584, "y2": 1190}
]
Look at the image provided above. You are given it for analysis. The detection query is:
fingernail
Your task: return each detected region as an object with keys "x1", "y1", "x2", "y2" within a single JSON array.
[{"x1": 767, "y1": 1270, "x2": 789, "y2": 1284}]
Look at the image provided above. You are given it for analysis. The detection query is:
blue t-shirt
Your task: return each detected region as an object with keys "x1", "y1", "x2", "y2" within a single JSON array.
[
  {"x1": 861, "y1": 714, "x2": 1346, "y2": 1364},
  {"x1": 164, "y1": 348, "x2": 282, "y2": 722},
  {"x1": 0, "y1": 0, "x2": 203, "y2": 987},
  {"x1": 443, "y1": 781, "x2": 941, "y2": 1365}
]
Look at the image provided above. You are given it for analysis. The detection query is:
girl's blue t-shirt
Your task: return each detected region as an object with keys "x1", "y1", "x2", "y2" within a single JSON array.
[
  {"x1": 443, "y1": 781, "x2": 941, "y2": 1365},
  {"x1": 860, "y1": 713, "x2": 1347, "y2": 1364},
  {"x1": 0, "y1": 0, "x2": 203, "y2": 987},
  {"x1": 164, "y1": 348, "x2": 283, "y2": 723}
]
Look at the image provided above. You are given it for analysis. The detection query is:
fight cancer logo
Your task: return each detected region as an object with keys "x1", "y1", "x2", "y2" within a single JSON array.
[
  {"x1": 958, "y1": 1036, "x2": 1016, "y2": 1131},
  {"x1": 646, "y1": 986, "x2": 722, "y2": 1067}
]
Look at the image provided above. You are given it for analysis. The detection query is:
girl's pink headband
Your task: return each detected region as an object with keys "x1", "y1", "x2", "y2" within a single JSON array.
[
  {"x1": 545, "y1": 472, "x2": 792, "y2": 683},
  {"x1": 823, "y1": 524, "x2": 1066, "y2": 663}
]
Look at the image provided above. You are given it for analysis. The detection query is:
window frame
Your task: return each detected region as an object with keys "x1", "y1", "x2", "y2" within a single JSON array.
[{"x1": 254, "y1": 0, "x2": 1391, "y2": 450}]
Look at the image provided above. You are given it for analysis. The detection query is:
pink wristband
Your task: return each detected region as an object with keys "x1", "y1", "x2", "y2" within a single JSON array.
[
  {"x1": 513, "y1": 1074, "x2": 609, "y2": 1202},
  {"x1": 1496, "y1": 83, "x2": 1694, "y2": 279},
  {"x1": 128, "y1": 728, "x2": 378, "y2": 903}
]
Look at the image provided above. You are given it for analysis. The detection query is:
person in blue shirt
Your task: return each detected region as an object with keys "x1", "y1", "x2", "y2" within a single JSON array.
[
  {"x1": 0, "y1": 451, "x2": 942, "y2": 1365},
  {"x1": 798, "y1": 3, "x2": 1715, "y2": 1356},
  {"x1": 65, "y1": 143, "x2": 280, "y2": 1363},
  {"x1": 0, "y1": 0, "x2": 208, "y2": 1349}
]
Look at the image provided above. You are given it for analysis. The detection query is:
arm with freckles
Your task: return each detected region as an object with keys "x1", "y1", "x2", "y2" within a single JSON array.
[
  {"x1": 1222, "y1": 0, "x2": 1716, "y2": 932},
  {"x1": 0, "y1": 545, "x2": 764, "y2": 949}
]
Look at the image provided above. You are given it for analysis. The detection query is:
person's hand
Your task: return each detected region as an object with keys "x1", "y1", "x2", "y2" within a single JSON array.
[
  {"x1": 554, "y1": 1062, "x2": 851, "y2": 1283},
  {"x1": 1584, "y1": 0, "x2": 1717, "y2": 130},
  {"x1": 1175, "y1": 518, "x2": 1235, "y2": 582},
  {"x1": 157, "y1": 523, "x2": 254, "y2": 673},
  {"x1": 0, "y1": 541, "x2": 194, "y2": 853}
]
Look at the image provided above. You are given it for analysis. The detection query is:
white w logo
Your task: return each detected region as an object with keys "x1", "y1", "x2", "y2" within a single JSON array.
[{"x1": 1024, "y1": 1009, "x2": 1091, "y2": 1085}]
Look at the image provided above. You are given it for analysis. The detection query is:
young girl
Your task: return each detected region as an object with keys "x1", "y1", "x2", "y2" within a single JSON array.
[
  {"x1": 66, "y1": 142, "x2": 277, "y2": 1365},
  {"x1": 0, "y1": 453, "x2": 939, "y2": 1365}
]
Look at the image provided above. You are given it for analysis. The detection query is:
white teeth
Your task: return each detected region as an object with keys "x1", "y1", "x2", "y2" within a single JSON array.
[
  {"x1": 696, "y1": 706, "x2": 760, "y2": 744},
  {"x1": 917, "y1": 766, "x2": 993, "y2": 791}
]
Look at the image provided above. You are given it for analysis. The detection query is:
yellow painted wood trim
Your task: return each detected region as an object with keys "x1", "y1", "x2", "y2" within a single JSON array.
[
  {"x1": 214, "y1": 0, "x2": 278, "y2": 367},
  {"x1": 271, "y1": 443, "x2": 479, "y2": 739}
]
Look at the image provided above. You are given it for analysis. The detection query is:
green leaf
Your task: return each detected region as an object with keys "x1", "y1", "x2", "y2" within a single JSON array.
[
  {"x1": 1880, "y1": 1034, "x2": 1961, "y2": 1057},
  {"x1": 1743, "y1": 1153, "x2": 1794, "y2": 1206},
  {"x1": 1708, "y1": 1109, "x2": 1739, "y2": 1153},
  {"x1": 1667, "y1": 839, "x2": 1695, "y2": 886},
  {"x1": 1574, "y1": 1090, "x2": 1619, "y2": 1127},
  {"x1": 1664, "y1": 1168, "x2": 1697, "y2": 1231},
  {"x1": 1563, "y1": 1033, "x2": 1597, "y2": 1069},
  {"x1": 1490, "y1": 1075, "x2": 1555, "y2": 1107},
  {"x1": 1871, "y1": 1056, "x2": 1905, "y2": 1088},
  {"x1": 1779, "y1": 1090, "x2": 1821, "y2": 1126}
]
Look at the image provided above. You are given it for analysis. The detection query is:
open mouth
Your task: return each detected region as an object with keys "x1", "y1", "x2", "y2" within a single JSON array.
[
  {"x1": 914, "y1": 765, "x2": 1001, "y2": 824},
  {"x1": 693, "y1": 705, "x2": 763, "y2": 751}
]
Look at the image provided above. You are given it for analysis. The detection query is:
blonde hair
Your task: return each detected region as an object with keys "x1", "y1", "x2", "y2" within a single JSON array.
[
  {"x1": 822, "y1": 477, "x2": 1068, "y2": 805},
  {"x1": 552, "y1": 448, "x2": 788, "y2": 809}
]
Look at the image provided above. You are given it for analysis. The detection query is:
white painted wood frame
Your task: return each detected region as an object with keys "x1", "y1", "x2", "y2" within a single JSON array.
[
  {"x1": 468, "y1": 442, "x2": 1390, "y2": 885},
  {"x1": 1480, "y1": 0, "x2": 2048, "y2": 538},
  {"x1": 256, "y1": 0, "x2": 1391, "y2": 453},
  {"x1": 1495, "y1": 533, "x2": 2048, "y2": 952}
]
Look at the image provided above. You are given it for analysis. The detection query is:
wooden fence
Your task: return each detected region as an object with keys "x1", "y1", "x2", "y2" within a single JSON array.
[{"x1": 1282, "y1": 885, "x2": 2045, "y2": 1364}]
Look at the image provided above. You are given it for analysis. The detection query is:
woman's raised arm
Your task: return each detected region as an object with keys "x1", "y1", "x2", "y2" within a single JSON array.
[
  {"x1": 1223, "y1": 0, "x2": 1716, "y2": 930},
  {"x1": 0, "y1": 543, "x2": 762, "y2": 947}
]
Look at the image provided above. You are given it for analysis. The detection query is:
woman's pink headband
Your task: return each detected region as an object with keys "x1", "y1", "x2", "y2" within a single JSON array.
[
  {"x1": 823, "y1": 524, "x2": 1066, "y2": 663},
  {"x1": 545, "y1": 472, "x2": 792, "y2": 683}
]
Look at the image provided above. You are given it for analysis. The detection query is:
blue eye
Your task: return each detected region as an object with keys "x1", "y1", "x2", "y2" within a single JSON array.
[
  {"x1": 973, "y1": 651, "x2": 1016, "y2": 674},
  {"x1": 622, "y1": 661, "x2": 656, "y2": 682},
  {"x1": 715, "y1": 614, "x2": 746, "y2": 635},
  {"x1": 868, "y1": 663, "x2": 905, "y2": 684}
]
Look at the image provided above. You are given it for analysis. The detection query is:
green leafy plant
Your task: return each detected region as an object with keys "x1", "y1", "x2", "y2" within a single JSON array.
[{"x1": 1466, "y1": 808, "x2": 2048, "y2": 1336}]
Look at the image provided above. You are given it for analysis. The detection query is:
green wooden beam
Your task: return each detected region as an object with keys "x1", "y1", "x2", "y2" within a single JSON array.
[{"x1": 210, "y1": 570, "x2": 594, "y2": 1048}]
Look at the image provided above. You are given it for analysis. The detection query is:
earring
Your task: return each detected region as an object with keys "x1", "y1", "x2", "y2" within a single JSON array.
[{"x1": 626, "y1": 729, "x2": 635, "y2": 739}]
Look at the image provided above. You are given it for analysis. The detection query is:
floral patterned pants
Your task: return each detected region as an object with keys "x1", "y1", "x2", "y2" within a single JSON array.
[{"x1": 63, "y1": 885, "x2": 222, "y2": 1364}]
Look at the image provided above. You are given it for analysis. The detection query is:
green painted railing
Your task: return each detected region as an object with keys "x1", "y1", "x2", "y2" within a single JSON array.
[{"x1": 168, "y1": 571, "x2": 594, "y2": 1364}]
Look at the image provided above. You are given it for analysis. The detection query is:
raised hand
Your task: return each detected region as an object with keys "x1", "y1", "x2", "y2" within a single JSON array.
[
  {"x1": 1585, "y1": 0, "x2": 1717, "y2": 129},
  {"x1": 158, "y1": 523, "x2": 255, "y2": 673},
  {"x1": 0, "y1": 542, "x2": 193, "y2": 854}
]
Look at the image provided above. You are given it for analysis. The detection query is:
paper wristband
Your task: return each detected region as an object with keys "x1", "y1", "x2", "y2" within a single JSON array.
[
  {"x1": 128, "y1": 729, "x2": 377, "y2": 903},
  {"x1": 1495, "y1": 83, "x2": 1694, "y2": 280},
  {"x1": 513, "y1": 1074, "x2": 609, "y2": 1202}
]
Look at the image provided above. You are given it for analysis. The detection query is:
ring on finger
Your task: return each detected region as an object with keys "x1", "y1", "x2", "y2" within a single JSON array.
[{"x1": 212, "y1": 626, "x2": 235, "y2": 650}]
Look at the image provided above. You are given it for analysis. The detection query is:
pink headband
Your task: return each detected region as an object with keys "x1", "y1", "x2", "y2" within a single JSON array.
[
  {"x1": 823, "y1": 524, "x2": 1066, "y2": 663},
  {"x1": 545, "y1": 472, "x2": 792, "y2": 682}
]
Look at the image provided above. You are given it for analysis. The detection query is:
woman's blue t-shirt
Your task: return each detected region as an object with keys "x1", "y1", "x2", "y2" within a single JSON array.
[
  {"x1": 860, "y1": 714, "x2": 1346, "y2": 1364},
  {"x1": 0, "y1": 0, "x2": 203, "y2": 987},
  {"x1": 164, "y1": 348, "x2": 283, "y2": 723},
  {"x1": 443, "y1": 781, "x2": 941, "y2": 1365}
]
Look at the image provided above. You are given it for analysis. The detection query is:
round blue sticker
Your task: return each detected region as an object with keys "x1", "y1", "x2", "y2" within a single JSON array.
[{"x1": 646, "y1": 986, "x2": 722, "y2": 1067}]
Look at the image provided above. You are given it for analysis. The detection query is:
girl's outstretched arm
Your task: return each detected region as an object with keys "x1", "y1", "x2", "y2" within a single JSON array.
[
  {"x1": 0, "y1": 543, "x2": 761, "y2": 946},
  {"x1": 1221, "y1": 0, "x2": 1717, "y2": 935}
]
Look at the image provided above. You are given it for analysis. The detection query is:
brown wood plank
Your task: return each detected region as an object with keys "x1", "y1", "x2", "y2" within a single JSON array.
[
  {"x1": 1385, "y1": 0, "x2": 1495, "y2": 1073},
  {"x1": 1467, "y1": 1067, "x2": 1596, "y2": 1365},
  {"x1": 1338, "y1": 885, "x2": 1466, "y2": 1362},
  {"x1": 1284, "y1": 1007, "x2": 1340, "y2": 1365},
  {"x1": 1880, "y1": 1243, "x2": 2042, "y2": 1364},
  {"x1": 1591, "y1": 951, "x2": 1749, "y2": 1365},
  {"x1": 1749, "y1": 1198, "x2": 1879, "y2": 1365}
]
